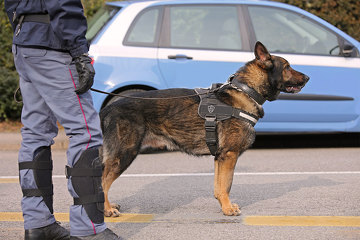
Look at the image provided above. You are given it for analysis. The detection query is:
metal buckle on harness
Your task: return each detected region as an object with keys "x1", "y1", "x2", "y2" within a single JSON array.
[{"x1": 205, "y1": 116, "x2": 216, "y2": 131}]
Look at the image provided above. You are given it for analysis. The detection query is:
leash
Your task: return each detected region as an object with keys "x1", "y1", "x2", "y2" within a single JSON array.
[
  {"x1": 13, "y1": 86, "x2": 22, "y2": 104},
  {"x1": 90, "y1": 87, "x2": 216, "y2": 100}
]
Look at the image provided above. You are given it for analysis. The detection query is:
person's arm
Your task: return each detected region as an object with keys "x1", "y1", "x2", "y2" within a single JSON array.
[
  {"x1": 4, "y1": 0, "x2": 20, "y2": 31},
  {"x1": 44, "y1": 0, "x2": 89, "y2": 57},
  {"x1": 45, "y1": 0, "x2": 94, "y2": 94}
]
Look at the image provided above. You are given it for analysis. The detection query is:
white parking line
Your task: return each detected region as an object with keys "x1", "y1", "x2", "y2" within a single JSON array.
[
  {"x1": 1, "y1": 171, "x2": 360, "y2": 180},
  {"x1": 120, "y1": 171, "x2": 360, "y2": 177}
]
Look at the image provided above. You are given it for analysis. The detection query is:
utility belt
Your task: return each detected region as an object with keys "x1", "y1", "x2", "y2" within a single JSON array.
[
  {"x1": 15, "y1": 14, "x2": 50, "y2": 36},
  {"x1": 23, "y1": 14, "x2": 50, "y2": 23}
]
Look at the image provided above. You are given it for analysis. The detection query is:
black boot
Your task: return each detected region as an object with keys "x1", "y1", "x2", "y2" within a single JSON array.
[
  {"x1": 70, "y1": 228, "x2": 122, "y2": 240},
  {"x1": 25, "y1": 222, "x2": 69, "y2": 240}
]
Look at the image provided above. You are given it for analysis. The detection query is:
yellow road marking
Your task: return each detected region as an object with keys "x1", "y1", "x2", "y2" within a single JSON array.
[
  {"x1": 0, "y1": 213, "x2": 359, "y2": 226},
  {"x1": 244, "y1": 216, "x2": 360, "y2": 227},
  {"x1": 0, "y1": 212, "x2": 153, "y2": 223},
  {"x1": 0, "y1": 178, "x2": 19, "y2": 183}
]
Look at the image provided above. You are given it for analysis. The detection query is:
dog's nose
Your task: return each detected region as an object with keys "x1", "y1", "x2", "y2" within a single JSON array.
[{"x1": 303, "y1": 75, "x2": 310, "y2": 82}]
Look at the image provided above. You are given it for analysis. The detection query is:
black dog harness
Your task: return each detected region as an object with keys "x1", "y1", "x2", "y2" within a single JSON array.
[{"x1": 195, "y1": 79, "x2": 262, "y2": 156}]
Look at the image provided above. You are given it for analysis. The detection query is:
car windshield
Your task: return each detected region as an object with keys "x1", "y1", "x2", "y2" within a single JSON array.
[{"x1": 86, "y1": 5, "x2": 120, "y2": 43}]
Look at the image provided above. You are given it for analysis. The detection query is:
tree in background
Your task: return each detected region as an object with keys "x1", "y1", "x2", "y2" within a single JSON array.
[
  {"x1": 83, "y1": 0, "x2": 109, "y2": 18},
  {"x1": 0, "y1": 0, "x2": 359, "y2": 121},
  {"x1": 0, "y1": 1, "x2": 21, "y2": 121}
]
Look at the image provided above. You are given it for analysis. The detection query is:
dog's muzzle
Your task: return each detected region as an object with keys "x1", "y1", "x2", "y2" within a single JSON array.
[{"x1": 285, "y1": 75, "x2": 309, "y2": 93}]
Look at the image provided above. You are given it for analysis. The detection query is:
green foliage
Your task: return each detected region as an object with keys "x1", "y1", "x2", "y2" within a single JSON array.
[
  {"x1": 0, "y1": 67, "x2": 22, "y2": 121},
  {"x1": 0, "y1": 1, "x2": 21, "y2": 121},
  {"x1": 0, "y1": 0, "x2": 359, "y2": 121},
  {"x1": 83, "y1": 0, "x2": 118, "y2": 18},
  {"x1": 0, "y1": 1, "x2": 15, "y2": 70},
  {"x1": 83, "y1": 0, "x2": 107, "y2": 18}
]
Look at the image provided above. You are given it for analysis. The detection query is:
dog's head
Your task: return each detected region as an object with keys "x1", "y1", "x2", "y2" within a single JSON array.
[{"x1": 234, "y1": 41, "x2": 310, "y2": 101}]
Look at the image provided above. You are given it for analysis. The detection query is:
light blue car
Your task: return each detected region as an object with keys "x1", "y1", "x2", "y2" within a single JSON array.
[{"x1": 87, "y1": 0, "x2": 360, "y2": 134}]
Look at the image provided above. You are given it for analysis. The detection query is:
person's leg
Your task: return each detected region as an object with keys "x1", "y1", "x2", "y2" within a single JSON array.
[
  {"x1": 15, "y1": 46, "x2": 107, "y2": 237},
  {"x1": 13, "y1": 44, "x2": 58, "y2": 229},
  {"x1": 13, "y1": 45, "x2": 69, "y2": 240}
]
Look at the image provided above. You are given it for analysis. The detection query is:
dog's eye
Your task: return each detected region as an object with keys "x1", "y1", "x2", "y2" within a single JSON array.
[{"x1": 285, "y1": 65, "x2": 290, "y2": 70}]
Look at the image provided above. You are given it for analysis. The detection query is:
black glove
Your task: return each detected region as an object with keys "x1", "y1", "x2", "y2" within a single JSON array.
[{"x1": 74, "y1": 53, "x2": 95, "y2": 94}]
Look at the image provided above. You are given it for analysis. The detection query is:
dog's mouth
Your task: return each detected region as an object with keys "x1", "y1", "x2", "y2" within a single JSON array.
[
  {"x1": 283, "y1": 75, "x2": 310, "y2": 93},
  {"x1": 283, "y1": 80, "x2": 308, "y2": 93},
  {"x1": 285, "y1": 84, "x2": 304, "y2": 93}
]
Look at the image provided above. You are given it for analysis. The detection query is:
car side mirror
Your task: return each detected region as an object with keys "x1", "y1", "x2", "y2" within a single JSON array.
[{"x1": 342, "y1": 44, "x2": 354, "y2": 57}]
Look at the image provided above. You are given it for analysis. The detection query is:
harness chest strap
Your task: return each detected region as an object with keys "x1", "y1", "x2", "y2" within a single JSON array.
[
  {"x1": 203, "y1": 111, "x2": 257, "y2": 156},
  {"x1": 195, "y1": 87, "x2": 259, "y2": 156},
  {"x1": 204, "y1": 117, "x2": 217, "y2": 156}
]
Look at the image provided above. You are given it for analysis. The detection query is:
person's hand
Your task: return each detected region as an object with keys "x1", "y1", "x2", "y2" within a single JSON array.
[{"x1": 74, "y1": 53, "x2": 95, "y2": 94}]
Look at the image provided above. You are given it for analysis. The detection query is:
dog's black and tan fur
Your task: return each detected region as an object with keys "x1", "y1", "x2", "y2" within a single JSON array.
[{"x1": 99, "y1": 42, "x2": 309, "y2": 217}]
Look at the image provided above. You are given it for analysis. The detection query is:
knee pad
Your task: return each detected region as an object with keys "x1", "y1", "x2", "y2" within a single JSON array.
[
  {"x1": 19, "y1": 146, "x2": 53, "y2": 213},
  {"x1": 66, "y1": 147, "x2": 104, "y2": 224}
]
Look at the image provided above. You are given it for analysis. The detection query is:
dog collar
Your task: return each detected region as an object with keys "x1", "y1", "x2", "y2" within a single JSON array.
[{"x1": 227, "y1": 74, "x2": 266, "y2": 105}]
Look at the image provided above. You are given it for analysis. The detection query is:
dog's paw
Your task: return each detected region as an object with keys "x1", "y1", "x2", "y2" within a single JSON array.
[
  {"x1": 104, "y1": 203, "x2": 121, "y2": 217},
  {"x1": 222, "y1": 203, "x2": 241, "y2": 216},
  {"x1": 111, "y1": 203, "x2": 121, "y2": 211}
]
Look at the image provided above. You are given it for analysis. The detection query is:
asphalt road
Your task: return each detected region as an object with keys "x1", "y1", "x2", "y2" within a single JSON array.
[{"x1": 0, "y1": 145, "x2": 360, "y2": 239}]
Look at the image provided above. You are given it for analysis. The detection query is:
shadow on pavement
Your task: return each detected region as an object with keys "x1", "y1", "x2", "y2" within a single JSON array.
[
  {"x1": 141, "y1": 133, "x2": 360, "y2": 154},
  {"x1": 253, "y1": 133, "x2": 360, "y2": 149}
]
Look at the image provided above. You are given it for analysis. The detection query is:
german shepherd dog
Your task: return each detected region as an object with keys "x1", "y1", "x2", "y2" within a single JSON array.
[{"x1": 99, "y1": 42, "x2": 309, "y2": 217}]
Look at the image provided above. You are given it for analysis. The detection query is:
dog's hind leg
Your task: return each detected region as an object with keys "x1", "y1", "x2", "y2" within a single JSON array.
[
  {"x1": 214, "y1": 151, "x2": 241, "y2": 216},
  {"x1": 102, "y1": 144, "x2": 142, "y2": 217},
  {"x1": 102, "y1": 160, "x2": 122, "y2": 217},
  {"x1": 101, "y1": 118, "x2": 145, "y2": 217}
]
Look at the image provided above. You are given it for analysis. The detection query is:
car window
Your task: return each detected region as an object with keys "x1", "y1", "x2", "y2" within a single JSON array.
[
  {"x1": 86, "y1": 5, "x2": 120, "y2": 43},
  {"x1": 125, "y1": 8, "x2": 160, "y2": 45},
  {"x1": 248, "y1": 6, "x2": 340, "y2": 56},
  {"x1": 168, "y1": 5, "x2": 242, "y2": 50}
]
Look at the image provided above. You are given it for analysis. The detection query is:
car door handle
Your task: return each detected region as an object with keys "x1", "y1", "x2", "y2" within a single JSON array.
[{"x1": 168, "y1": 54, "x2": 193, "y2": 60}]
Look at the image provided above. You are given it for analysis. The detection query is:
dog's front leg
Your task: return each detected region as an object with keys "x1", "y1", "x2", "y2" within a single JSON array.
[
  {"x1": 214, "y1": 160, "x2": 219, "y2": 200},
  {"x1": 214, "y1": 151, "x2": 241, "y2": 216}
]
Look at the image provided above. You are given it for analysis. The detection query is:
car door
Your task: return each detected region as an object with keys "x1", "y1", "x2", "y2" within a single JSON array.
[
  {"x1": 157, "y1": 4, "x2": 251, "y2": 89},
  {"x1": 245, "y1": 5, "x2": 360, "y2": 133}
]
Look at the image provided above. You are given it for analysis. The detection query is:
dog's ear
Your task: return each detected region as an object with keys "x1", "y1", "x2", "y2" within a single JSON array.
[
  {"x1": 255, "y1": 41, "x2": 270, "y2": 61},
  {"x1": 254, "y1": 41, "x2": 273, "y2": 69}
]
